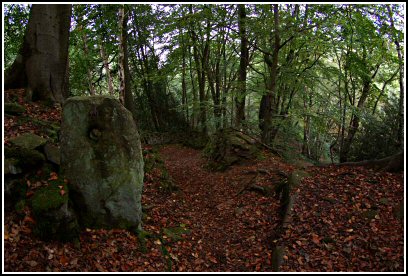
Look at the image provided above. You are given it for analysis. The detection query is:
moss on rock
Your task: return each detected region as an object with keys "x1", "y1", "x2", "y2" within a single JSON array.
[
  {"x1": 204, "y1": 128, "x2": 261, "y2": 171},
  {"x1": 4, "y1": 145, "x2": 45, "y2": 169},
  {"x1": 31, "y1": 182, "x2": 67, "y2": 213},
  {"x1": 9, "y1": 133, "x2": 47, "y2": 150},
  {"x1": 61, "y1": 96, "x2": 144, "y2": 231},
  {"x1": 31, "y1": 180, "x2": 79, "y2": 241}
]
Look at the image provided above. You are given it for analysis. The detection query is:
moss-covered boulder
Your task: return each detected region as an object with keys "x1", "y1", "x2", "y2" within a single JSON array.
[
  {"x1": 60, "y1": 96, "x2": 144, "y2": 231},
  {"x1": 4, "y1": 145, "x2": 45, "y2": 170},
  {"x1": 4, "y1": 102, "x2": 26, "y2": 115},
  {"x1": 31, "y1": 180, "x2": 79, "y2": 241},
  {"x1": 204, "y1": 128, "x2": 260, "y2": 171},
  {"x1": 9, "y1": 133, "x2": 47, "y2": 150}
]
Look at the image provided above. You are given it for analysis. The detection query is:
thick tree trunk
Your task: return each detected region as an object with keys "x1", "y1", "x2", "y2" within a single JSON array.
[
  {"x1": 235, "y1": 4, "x2": 248, "y2": 128},
  {"x1": 259, "y1": 5, "x2": 280, "y2": 145},
  {"x1": 189, "y1": 5, "x2": 209, "y2": 134},
  {"x1": 5, "y1": 4, "x2": 72, "y2": 103}
]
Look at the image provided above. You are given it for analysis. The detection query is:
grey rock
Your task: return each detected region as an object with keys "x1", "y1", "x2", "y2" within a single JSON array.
[
  {"x1": 60, "y1": 96, "x2": 144, "y2": 230},
  {"x1": 44, "y1": 142, "x2": 60, "y2": 165}
]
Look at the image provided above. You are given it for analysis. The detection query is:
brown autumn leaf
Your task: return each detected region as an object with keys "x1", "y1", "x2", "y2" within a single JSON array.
[
  {"x1": 49, "y1": 172, "x2": 58, "y2": 181},
  {"x1": 208, "y1": 256, "x2": 218, "y2": 264},
  {"x1": 60, "y1": 255, "x2": 69, "y2": 266},
  {"x1": 344, "y1": 235, "x2": 357, "y2": 243},
  {"x1": 311, "y1": 233, "x2": 320, "y2": 245},
  {"x1": 23, "y1": 216, "x2": 36, "y2": 224}
]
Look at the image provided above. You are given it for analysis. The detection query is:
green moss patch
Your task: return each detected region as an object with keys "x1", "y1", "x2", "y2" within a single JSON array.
[
  {"x1": 9, "y1": 133, "x2": 47, "y2": 150},
  {"x1": 31, "y1": 179, "x2": 79, "y2": 242},
  {"x1": 31, "y1": 181, "x2": 68, "y2": 214}
]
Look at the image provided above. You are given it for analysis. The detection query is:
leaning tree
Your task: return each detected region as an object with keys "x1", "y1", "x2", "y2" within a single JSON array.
[{"x1": 5, "y1": 4, "x2": 72, "y2": 103}]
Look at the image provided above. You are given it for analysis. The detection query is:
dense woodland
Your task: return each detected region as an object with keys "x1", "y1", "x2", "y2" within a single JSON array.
[
  {"x1": 3, "y1": 3, "x2": 405, "y2": 272},
  {"x1": 4, "y1": 3, "x2": 404, "y2": 162}
]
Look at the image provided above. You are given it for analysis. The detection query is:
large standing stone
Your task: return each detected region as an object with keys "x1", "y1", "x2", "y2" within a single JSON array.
[{"x1": 60, "y1": 96, "x2": 144, "y2": 230}]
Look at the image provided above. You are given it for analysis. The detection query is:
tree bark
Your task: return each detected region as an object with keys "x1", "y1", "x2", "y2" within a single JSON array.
[
  {"x1": 180, "y1": 28, "x2": 189, "y2": 122},
  {"x1": 118, "y1": 6, "x2": 134, "y2": 113},
  {"x1": 386, "y1": 5, "x2": 404, "y2": 150},
  {"x1": 189, "y1": 5, "x2": 209, "y2": 134},
  {"x1": 81, "y1": 31, "x2": 96, "y2": 95},
  {"x1": 99, "y1": 42, "x2": 114, "y2": 96},
  {"x1": 339, "y1": 63, "x2": 380, "y2": 162},
  {"x1": 259, "y1": 4, "x2": 280, "y2": 144},
  {"x1": 5, "y1": 4, "x2": 72, "y2": 103},
  {"x1": 235, "y1": 4, "x2": 249, "y2": 128}
]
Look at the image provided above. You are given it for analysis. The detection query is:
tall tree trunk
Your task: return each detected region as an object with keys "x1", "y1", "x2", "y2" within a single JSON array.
[
  {"x1": 99, "y1": 43, "x2": 114, "y2": 95},
  {"x1": 118, "y1": 6, "x2": 134, "y2": 113},
  {"x1": 235, "y1": 4, "x2": 249, "y2": 128},
  {"x1": 189, "y1": 46, "x2": 198, "y2": 129},
  {"x1": 180, "y1": 27, "x2": 189, "y2": 122},
  {"x1": 302, "y1": 90, "x2": 311, "y2": 157},
  {"x1": 189, "y1": 5, "x2": 209, "y2": 134},
  {"x1": 5, "y1": 4, "x2": 72, "y2": 103},
  {"x1": 339, "y1": 66, "x2": 379, "y2": 162},
  {"x1": 259, "y1": 4, "x2": 280, "y2": 144},
  {"x1": 387, "y1": 5, "x2": 404, "y2": 150},
  {"x1": 81, "y1": 32, "x2": 96, "y2": 95}
]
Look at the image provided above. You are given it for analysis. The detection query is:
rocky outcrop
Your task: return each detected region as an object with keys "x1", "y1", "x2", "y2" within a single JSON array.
[
  {"x1": 204, "y1": 128, "x2": 261, "y2": 171},
  {"x1": 60, "y1": 96, "x2": 144, "y2": 231}
]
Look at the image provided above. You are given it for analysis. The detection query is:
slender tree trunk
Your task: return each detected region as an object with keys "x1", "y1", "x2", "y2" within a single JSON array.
[
  {"x1": 221, "y1": 30, "x2": 229, "y2": 129},
  {"x1": 188, "y1": 46, "x2": 198, "y2": 129},
  {"x1": 181, "y1": 30, "x2": 189, "y2": 122},
  {"x1": 340, "y1": 75, "x2": 376, "y2": 162},
  {"x1": 387, "y1": 5, "x2": 404, "y2": 150},
  {"x1": 235, "y1": 4, "x2": 249, "y2": 128},
  {"x1": 118, "y1": 6, "x2": 134, "y2": 113},
  {"x1": 100, "y1": 43, "x2": 114, "y2": 95},
  {"x1": 302, "y1": 91, "x2": 311, "y2": 157},
  {"x1": 5, "y1": 4, "x2": 72, "y2": 103},
  {"x1": 81, "y1": 32, "x2": 96, "y2": 95}
]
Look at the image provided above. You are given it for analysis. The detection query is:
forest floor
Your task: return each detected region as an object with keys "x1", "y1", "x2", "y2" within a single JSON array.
[{"x1": 3, "y1": 89, "x2": 405, "y2": 272}]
